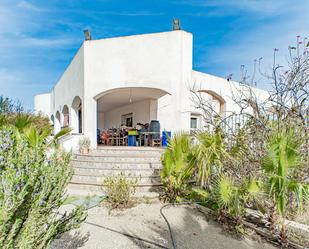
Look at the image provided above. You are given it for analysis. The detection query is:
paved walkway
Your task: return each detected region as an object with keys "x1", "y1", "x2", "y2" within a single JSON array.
[{"x1": 52, "y1": 202, "x2": 277, "y2": 249}]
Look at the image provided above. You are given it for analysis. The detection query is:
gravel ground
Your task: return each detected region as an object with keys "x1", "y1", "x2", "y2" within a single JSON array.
[{"x1": 52, "y1": 201, "x2": 277, "y2": 249}]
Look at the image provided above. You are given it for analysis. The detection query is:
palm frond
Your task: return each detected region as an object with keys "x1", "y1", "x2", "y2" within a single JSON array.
[
  {"x1": 14, "y1": 115, "x2": 32, "y2": 131},
  {"x1": 23, "y1": 126, "x2": 40, "y2": 147},
  {"x1": 213, "y1": 175, "x2": 234, "y2": 208},
  {"x1": 194, "y1": 130, "x2": 228, "y2": 186},
  {"x1": 54, "y1": 127, "x2": 71, "y2": 140}
]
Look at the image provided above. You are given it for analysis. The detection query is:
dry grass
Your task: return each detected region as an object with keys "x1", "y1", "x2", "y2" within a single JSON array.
[{"x1": 293, "y1": 208, "x2": 309, "y2": 226}]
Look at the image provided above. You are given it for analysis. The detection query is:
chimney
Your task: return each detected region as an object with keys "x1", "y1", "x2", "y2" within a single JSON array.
[
  {"x1": 83, "y1": 29, "x2": 92, "y2": 41},
  {"x1": 172, "y1": 19, "x2": 181, "y2": 31}
]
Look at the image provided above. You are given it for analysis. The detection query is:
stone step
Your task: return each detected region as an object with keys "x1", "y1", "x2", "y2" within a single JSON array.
[
  {"x1": 67, "y1": 182, "x2": 162, "y2": 194},
  {"x1": 66, "y1": 187, "x2": 160, "y2": 198},
  {"x1": 73, "y1": 167, "x2": 161, "y2": 177},
  {"x1": 75, "y1": 147, "x2": 164, "y2": 157},
  {"x1": 70, "y1": 147, "x2": 164, "y2": 196},
  {"x1": 71, "y1": 161, "x2": 162, "y2": 170},
  {"x1": 73, "y1": 155, "x2": 161, "y2": 163},
  {"x1": 74, "y1": 153, "x2": 163, "y2": 158},
  {"x1": 71, "y1": 175, "x2": 161, "y2": 185},
  {"x1": 96, "y1": 146, "x2": 165, "y2": 152},
  {"x1": 89, "y1": 148, "x2": 164, "y2": 157}
]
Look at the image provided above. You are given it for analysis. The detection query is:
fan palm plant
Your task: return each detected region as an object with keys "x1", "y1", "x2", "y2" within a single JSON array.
[
  {"x1": 261, "y1": 129, "x2": 309, "y2": 245},
  {"x1": 262, "y1": 129, "x2": 309, "y2": 216},
  {"x1": 160, "y1": 133, "x2": 195, "y2": 202},
  {"x1": 212, "y1": 175, "x2": 260, "y2": 218},
  {"x1": 194, "y1": 129, "x2": 229, "y2": 187},
  {"x1": 14, "y1": 114, "x2": 33, "y2": 131},
  {"x1": 22, "y1": 126, "x2": 71, "y2": 148}
]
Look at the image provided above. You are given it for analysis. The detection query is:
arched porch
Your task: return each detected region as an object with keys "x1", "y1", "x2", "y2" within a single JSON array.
[{"x1": 95, "y1": 87, "x2": 169, "y2": 146}]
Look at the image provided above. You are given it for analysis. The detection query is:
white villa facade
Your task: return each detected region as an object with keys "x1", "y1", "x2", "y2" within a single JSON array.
[{"x1": 34, "y1": 29, "x2": 266, "y2": 149}]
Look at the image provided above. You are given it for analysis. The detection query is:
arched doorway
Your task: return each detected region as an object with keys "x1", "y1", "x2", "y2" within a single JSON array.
[
  {"x1": 95, "y1": 87, "x2": 169, "y2": 145},
  {"x1": 50, "y1": 114, "x2": 55, "y2": 135},
  {"x1": 62, "y1": 105, "x2": 69, "y2": 127},
  {"x1": 71, "y1": 96, "x2": 82, "y2": 134},
  {"x1": 190, "y1": 89, "x2": 226, "y2": 130},
  {"x1": 197, "y1": 89, "x2": 226, "y2": 116},
  {"x1": 55, "y1": 111, "x2": 61, "y2": 133}
]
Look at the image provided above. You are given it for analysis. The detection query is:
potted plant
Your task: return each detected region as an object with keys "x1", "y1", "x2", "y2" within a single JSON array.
[{"x1": 78, "y1": 137, "x2": 91, "y2": 154}]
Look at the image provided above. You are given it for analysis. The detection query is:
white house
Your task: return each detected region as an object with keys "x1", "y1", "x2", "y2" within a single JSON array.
[{"x1": 34, "y1": 29, "x2": 267, "y2": 150}]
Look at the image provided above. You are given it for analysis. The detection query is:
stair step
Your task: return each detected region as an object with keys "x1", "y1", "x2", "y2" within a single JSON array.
[
  {"x1": 70, "y1": 147, "x2": 164, "y2": 196},
  {"x1": 75, "y1": 147, "x2": 164, "y2": 157},
  {"x1": 96, "y1": 146, "x2": 164, "y2": 152},
  {"x1": 74, "y1": 153, "x2": 163, "y2": 158},
  {"x1": 72, "y1": 162, "x2": 162, "y2": 171},
  {"x1": 71, "y1": 175, "x2": 161, "y2": 185},
  {"x1": 88, "y1": 151, "x2": 163, "y2": 157},
  {"x1": 67, "y1": 182, "x2": 163, "y2": 193},
  {"x1": 74, "y1": 168, "x2": 161, "y2": 177},
  {"x1": 66, "y1": 187, "x2": 160, "y2": 198},
  {"x1": 73, "y1": 156, "x2": 161, "y2": 163}
]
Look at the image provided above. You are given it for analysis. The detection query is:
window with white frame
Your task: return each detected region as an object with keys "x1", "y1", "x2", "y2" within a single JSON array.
[{"x1": 190, "y1": 114, "x2": 200, "y2": 130}]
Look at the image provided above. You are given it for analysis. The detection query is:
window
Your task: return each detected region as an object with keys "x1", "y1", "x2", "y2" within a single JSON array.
[
  {"x1": 190, "y1": 117, "x2": 198, "y2": 129},
  {"x1": 121, "y1": 113, "x2": 133, "y2": 127},
  {"x1": 190, "y1": 114, "x2": 200, "y2": 130}
]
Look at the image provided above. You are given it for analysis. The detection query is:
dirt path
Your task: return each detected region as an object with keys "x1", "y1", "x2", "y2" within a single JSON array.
[{"x1": 52, "y1": 202, "x2": 277, "y2": 249}]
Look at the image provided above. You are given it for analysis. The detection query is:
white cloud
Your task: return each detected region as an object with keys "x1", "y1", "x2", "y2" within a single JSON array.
[
  {"x1": 194, "y1": 0, "x2": 309, "y2": 89},
  {"x1": 17, "y1": 0, "x2": 44, "y2": 12},
  {"x1": 0, "y1": 1, "x2": 80, "y2": 109},
  {"x1": 22, "y1": 36, "x2": 78, "y2": 47},
  {"x1": 180, "y1": 0, "x2": 296, "y2": 15}
]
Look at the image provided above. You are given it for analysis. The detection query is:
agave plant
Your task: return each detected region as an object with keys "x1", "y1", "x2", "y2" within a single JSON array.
[
  {"x1": 194, "y1": 129, "x2": 229, "y2": 187},
  {"x1": 262, "y1": 129, "x2": 309, "y2": 216},
  {"x1": 160, "y1": 133, "x2": 195, "y2": 202}
]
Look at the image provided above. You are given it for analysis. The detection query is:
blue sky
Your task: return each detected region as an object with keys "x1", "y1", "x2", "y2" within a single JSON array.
[{"x1": 0, "y1": 0, "x2": 308, "y2": 110}]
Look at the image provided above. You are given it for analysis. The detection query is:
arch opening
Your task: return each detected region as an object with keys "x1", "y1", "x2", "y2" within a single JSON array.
[
  {"x1": 71, "y1": 96, "x2": 82, "y2": 134},
  {"x1": 197, "y1": 89, "x2": 226, "y2": 116},
  {"x1": 96, "y1": 87, "x2": 169, "y2": 146},
  {"x1": 50, "y1": 115, "x2": 55, "y2": 135},
  {"x1": 54, "y1": 111, "x2": 61, "y2": 134},
  {"x1": 62, "y1": 105, "x2": 69, "y2": 127}
]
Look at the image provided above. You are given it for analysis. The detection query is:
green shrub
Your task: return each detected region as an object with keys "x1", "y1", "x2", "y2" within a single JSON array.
[
  {"x1": 0, "y1": 127, "x2": 86, "y2": 249},
  {"x1": 262, "y1": 129, "x2": 309, "y2": 216},
  {"x1": 185, "y1": 187, "x2": 209, "y2": 203},
  {"x1": 103, "y1": 172, "x2": 138, "y2": 209},
  {"x1": 194, "y1": 129, "x2": 229, "y2": 187},
  {"x1": 212, "y1": 175, "x2": 260, "y2": 219},
  {"x1": 160, "y1": 133, "x2": 195, "y2": 202}
]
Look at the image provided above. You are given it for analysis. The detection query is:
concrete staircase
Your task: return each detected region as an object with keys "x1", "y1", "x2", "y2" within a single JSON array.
[{"x1": 67, "y1": 146, "x2": 165, "y2": 197}]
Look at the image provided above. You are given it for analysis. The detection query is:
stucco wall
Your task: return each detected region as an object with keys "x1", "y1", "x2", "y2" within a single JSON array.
[
  {"x1": 33, "y1": 30, "x2": 269, "y2": 150},
  {"x1": 84, "y1": 31, "x2": 192, "y2": 97},
  {"x1": 50, "y1": 45, "x2": 85, "y2": 132},
  {"x1": 100, "y1": 99, "x2": 151, "y2": 129},
  {"x1": 34, "y1": 93, "x2": 51, "y2": 117},
  {"x1": 190, "y1": 70, "x2": 269, "y2": 115},
  {"x1": 83, "y1": 30, "x2": 193, "y2": 146}
]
